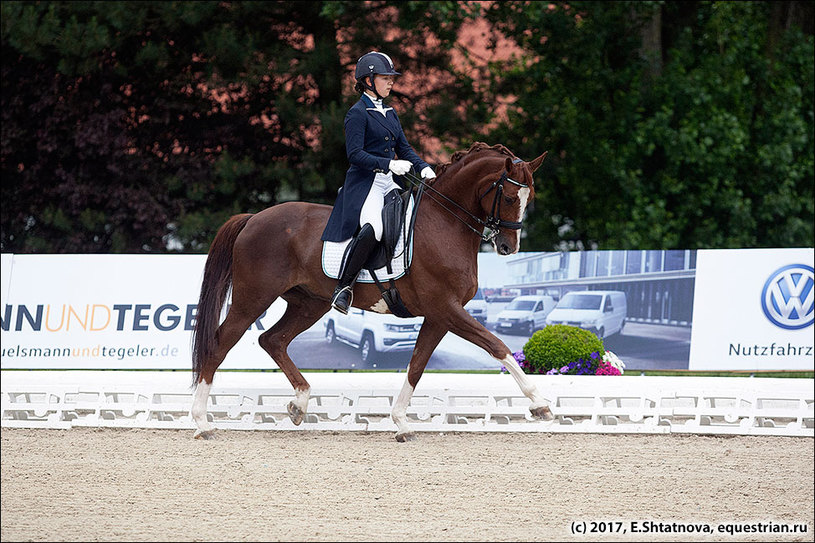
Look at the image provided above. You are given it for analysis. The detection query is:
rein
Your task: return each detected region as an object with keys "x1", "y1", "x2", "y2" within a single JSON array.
[{"x1": 401, "y1": 158, "x2": 527, "y2": 242}]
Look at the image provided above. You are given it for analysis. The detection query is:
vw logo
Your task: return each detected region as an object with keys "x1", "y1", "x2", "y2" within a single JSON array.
[{"x1": 761, "y1": 264, "x2": 814, "y2": 330}]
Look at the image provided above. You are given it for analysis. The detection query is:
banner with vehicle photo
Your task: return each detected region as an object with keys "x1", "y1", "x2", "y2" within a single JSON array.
[
  {"x1": 0, "y1": 254, "x2": 286, "y2": 371},
  {"x1": 1, "y1": 248, "x2": 812, "y2": 371}
]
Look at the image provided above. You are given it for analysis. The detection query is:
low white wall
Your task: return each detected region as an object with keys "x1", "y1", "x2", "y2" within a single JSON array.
[{"x1": 2, "y1": 371, "x2": 812, "y2": 437}]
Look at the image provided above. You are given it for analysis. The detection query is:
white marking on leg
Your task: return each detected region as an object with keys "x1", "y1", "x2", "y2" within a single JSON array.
[
  {"x1": 369, "y1": 299, "x2": 390, "y2": 314},
  {"x1": 499, "y1": 353, "x2": 550, "y2": 411},
  {"x1": 293, "y1": 386, "x2": 310, "y2": 414},
  {"x1": 191, "y1": 381, "x2": 213, "y2": 434},
  {"x1": 391, "y1": 378, "x2": 415, "y2": 436}
]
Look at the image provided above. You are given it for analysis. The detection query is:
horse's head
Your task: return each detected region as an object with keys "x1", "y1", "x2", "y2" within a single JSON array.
[
  {"x1": 450, "y1": 144, "x2": 547, "y2": 255},
  {"x1": 486, "y1": 152, "x2": 546, "y2": 255},
  {"x1": 432, "y1": 143, "x2": 547, "y2": 254}
]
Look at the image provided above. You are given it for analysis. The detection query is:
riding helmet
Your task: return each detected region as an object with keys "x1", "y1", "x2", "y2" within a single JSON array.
[{"x1": 354, "y1": 51, "x2": 401, "y2": 81}]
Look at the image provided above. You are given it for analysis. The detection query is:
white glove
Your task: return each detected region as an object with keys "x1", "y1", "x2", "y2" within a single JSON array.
[
  {"x1": 388, "y1": 159, "x2": 412, "y2": 176},
  {"x1": 420, "y1": 166, "x2": 437, "y2": 180}
]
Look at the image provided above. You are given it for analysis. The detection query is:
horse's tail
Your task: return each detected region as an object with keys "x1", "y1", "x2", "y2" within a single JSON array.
[{"x1": 191, "y1": 213, "x2": 253, "y2": 386}]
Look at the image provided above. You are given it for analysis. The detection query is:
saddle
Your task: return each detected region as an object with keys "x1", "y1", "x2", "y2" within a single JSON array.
[
  {"x1": 366, "y1": 188, "x2": 416, "y2": 318},
  {"x1": 322, "y1": 184, "x2": 424, "y2": 318},
  {"x1": 365, "y1": 188, "x2": 412, "y2": 271}
]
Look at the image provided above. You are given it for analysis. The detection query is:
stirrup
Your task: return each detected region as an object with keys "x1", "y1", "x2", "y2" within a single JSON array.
[{"x1": 331, "y1": 286, "x2": 353, "y2": 315}]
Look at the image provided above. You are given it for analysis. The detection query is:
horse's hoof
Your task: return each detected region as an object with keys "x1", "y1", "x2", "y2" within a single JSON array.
[
  {"x1": 194, "y1": 429, "x2": 216, "y2": 440},
  {"x1": 287, "y1": 402, "x2": 305, "y2": 425},
  {"x1": 531, "y1": 405, "x2": 554, "y2": 421},
  {"x1": 395, "y1": 431, "x2": 417, "y2": 442}
]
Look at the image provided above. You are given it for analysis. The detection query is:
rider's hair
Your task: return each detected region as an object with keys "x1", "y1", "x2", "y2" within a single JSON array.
[
  {"x1": 355, "y1": 74, "x2": 377, "y2": 95},
  {"x1": 354, "y1": 79, "x2": 366, "y2": 94}
]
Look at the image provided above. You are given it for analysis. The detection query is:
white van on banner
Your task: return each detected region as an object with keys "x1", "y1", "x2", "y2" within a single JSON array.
[{"x1": 689, "y1": 248, "x2": 813, "y2": 370}]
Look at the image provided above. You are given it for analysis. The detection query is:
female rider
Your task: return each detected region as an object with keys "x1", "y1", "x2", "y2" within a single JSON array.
[{"x1": 321, "y1": 51, "x2": 436, "y2": 314}]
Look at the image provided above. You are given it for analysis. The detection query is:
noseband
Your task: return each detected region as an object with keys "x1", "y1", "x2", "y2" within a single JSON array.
[{"x1": 403, "y1": 158, "x2": 528, "y2": 242}]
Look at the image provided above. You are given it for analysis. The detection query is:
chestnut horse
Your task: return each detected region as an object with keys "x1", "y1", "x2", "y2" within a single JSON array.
[{"x1": 191, "y1": 142, "x2": 552, "y2": 441}]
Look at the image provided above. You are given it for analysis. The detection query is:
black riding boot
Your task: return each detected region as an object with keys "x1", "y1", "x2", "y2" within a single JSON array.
[{"x1": 331, "y1": 224, "x2": 378, "y2": 315}]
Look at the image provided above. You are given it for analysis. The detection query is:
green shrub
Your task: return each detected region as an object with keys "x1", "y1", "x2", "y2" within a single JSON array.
[{"x1": 523, "y1": 324, "x2": 605, "y2": 374}]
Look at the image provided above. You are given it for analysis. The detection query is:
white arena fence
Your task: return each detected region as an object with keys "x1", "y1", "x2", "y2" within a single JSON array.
[{"x1": 2, "y1": 371, "x2": 812, "y2": 437}]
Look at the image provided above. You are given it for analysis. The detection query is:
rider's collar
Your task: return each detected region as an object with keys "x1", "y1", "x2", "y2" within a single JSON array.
[
  {"x1": 363, "y1": 93, "x2": 390, "y2": 116},
  {"x1": 363, "y1": 93, "x2": 384, "y2": 108}
]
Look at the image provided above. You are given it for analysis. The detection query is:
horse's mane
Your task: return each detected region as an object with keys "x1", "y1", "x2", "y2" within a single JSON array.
[{"x1": 435, "y1": 142, "x2": 517, "y2": 178}]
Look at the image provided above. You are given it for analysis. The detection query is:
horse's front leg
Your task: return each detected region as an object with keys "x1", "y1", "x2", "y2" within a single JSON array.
[
  {"x1": 392, "y1": 319, "x2": 447, "y2": 442},
  {"x1": 500, "y1": 349, "x2": 554, "y2": 420},
  {"x1": 445, "y1": 305, "x2": 554, "y2": 421}
]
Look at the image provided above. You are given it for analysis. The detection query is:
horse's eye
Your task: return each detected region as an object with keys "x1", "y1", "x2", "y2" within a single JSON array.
[{"x1": 504, "y1": 196, "x2": 515, "y2": 205}]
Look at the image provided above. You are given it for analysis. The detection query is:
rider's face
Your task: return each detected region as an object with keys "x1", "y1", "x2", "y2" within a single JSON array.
[{"x1": 372, "y1": 74, "x2": 395, "y2": 98}]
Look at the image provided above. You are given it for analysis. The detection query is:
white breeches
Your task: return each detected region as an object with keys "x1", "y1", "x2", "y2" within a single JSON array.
[{"x1": 359, "y1": 172, "x2": 400, "y2": 241}]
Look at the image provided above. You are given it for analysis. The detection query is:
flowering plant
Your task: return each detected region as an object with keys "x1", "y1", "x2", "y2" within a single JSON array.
[
  {"x1": 545, "y1": 350, "x2": 601, "y2": 375},
  {"x1": 596, "y1": 350, "x2": 626, "y2": 375},
  {"x1": 503, "y1": 349, "x2": 625, "y2": 376}
]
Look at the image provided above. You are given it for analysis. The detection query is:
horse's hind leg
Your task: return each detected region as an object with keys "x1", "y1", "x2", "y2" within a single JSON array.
[
  {"x1": 258, "y1": 290, "x2": 329, "y2": 426},
  {"x1": 191, "y1": 308, "x2": 259, "y2": 439}
]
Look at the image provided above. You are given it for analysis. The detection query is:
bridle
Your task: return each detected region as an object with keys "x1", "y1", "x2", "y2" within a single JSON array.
[{"x1": 402, "y1": 158, "x2": 528, "y2": 242}]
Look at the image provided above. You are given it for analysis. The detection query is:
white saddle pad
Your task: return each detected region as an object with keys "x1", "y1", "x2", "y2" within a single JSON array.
[{"x1": 322, "y1": 195, "x2": 415, "y2": 283}]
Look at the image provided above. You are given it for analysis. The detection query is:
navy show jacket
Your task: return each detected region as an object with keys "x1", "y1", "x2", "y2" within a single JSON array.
[{"x1": 321, "y1": 94, "x2": 430, "y2": 242}]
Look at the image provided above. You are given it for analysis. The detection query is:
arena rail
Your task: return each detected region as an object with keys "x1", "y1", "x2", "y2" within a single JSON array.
[{"x1": 2, "y1": 372, "x2": 812, "y2": 437}]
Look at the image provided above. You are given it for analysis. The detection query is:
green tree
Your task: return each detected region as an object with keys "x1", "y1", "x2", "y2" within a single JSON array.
[
  {"x1": 483, "y1": 1, "x2": 814, "y2": 250},
  {"x1": 4, "y1": 1, "x2": 812, "y2": 254},
  {"x1": 1, "y1": 0, "x2": 482, "y2": 252}
]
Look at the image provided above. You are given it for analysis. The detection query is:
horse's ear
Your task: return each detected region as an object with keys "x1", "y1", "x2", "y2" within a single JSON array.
[{"x1": 527, "y1": 151, "x2": 548, "y2": 173}]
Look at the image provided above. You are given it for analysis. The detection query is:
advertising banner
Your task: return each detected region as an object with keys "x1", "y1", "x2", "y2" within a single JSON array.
[
  {"x1": 0, "y1": 254, "x2": 286, "y2": 370},
  {"x1": 1, "y1": 249, "x2": 812, "y2": 372},
  {"x1": 688, "y1": 248, "x2": 813, "y2": 370}
]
